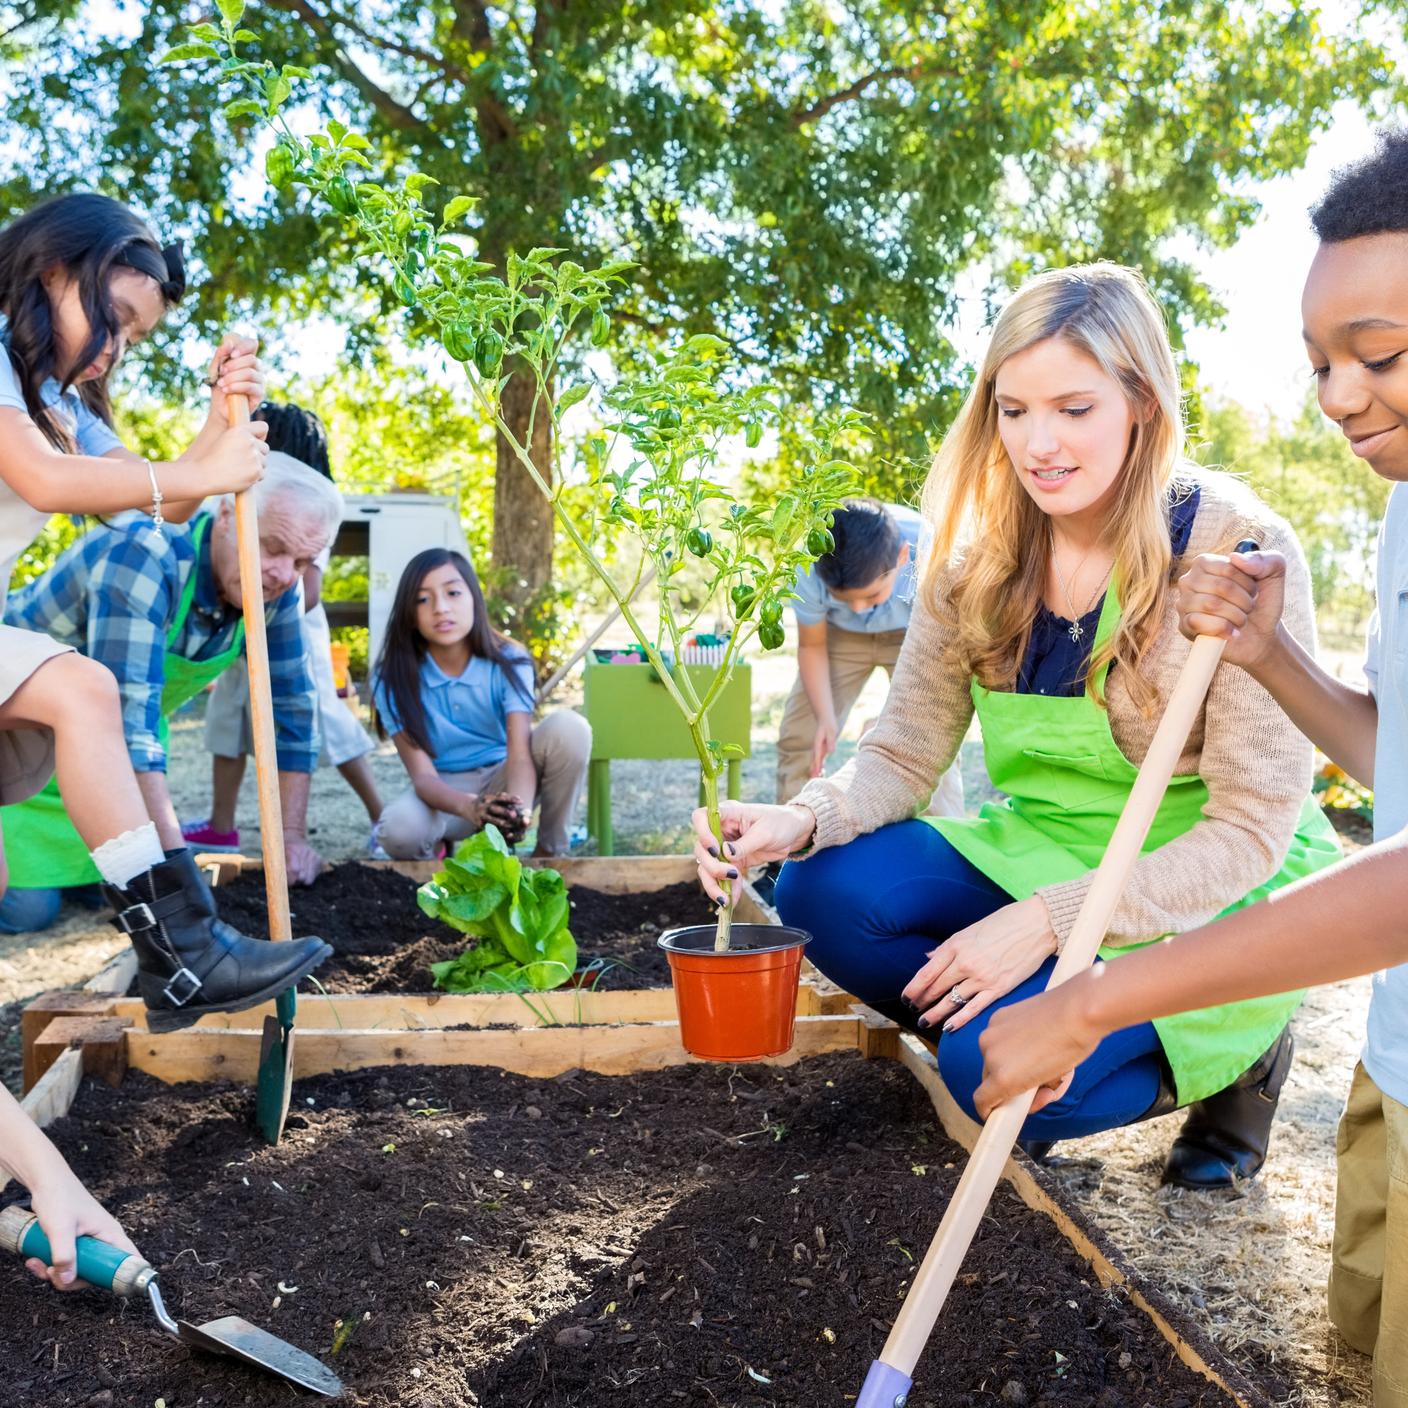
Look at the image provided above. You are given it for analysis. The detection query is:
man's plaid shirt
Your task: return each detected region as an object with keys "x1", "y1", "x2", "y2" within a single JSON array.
[{"x1": 4, "y1": 512, "x2": 318, "y2": 773}]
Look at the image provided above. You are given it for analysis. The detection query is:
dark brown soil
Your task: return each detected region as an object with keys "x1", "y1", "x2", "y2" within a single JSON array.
[
  {"x1": 0, "y1": 1053, "x2": 1252, "y2": 1408},
  {"x1": 190, "y1": 864, "x2": 714, "y2": 993}
]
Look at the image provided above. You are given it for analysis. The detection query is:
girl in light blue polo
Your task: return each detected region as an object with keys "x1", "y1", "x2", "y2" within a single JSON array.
[{"x1": 372, "y1": 548, "x2": 591, "y2": 858}]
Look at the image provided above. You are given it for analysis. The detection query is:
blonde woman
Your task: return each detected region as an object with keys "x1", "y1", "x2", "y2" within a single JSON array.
[{"x1": 693, "y1": 264, "x2": 1340, "y2": 1188}]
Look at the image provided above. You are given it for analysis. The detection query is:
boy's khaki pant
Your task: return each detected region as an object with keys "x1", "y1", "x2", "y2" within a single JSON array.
[
  {"x1": 775, "y1": 626, "x2": 963, "y2": 817},
  {"x1": 1330, "y1": 1061, "x2": 1408, "y2": 1407},
  {"x1": 377, "y1": 708, "x2": 591, "y2": 858}
]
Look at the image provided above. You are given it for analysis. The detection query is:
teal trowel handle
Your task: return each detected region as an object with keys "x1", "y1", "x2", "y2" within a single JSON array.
[{"x1": 0, "y1": 1205, "x2": 156, "y2": 1296}]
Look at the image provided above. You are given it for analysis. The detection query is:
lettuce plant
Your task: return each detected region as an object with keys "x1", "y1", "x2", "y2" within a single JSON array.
[{"x1": 418, "y1": 826, "x2": 577, "y2": 992}]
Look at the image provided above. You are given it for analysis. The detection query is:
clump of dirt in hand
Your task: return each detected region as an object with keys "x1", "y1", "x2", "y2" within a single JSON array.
[
  {"x1": 0, "y1": 1052, "x2": 1255, "y2": 1408},
  {"x1": 200, "y1": 863, "x2": 710, "y2": 991}
]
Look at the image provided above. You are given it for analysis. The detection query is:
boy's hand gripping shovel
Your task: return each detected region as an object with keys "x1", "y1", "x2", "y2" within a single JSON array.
[
  {"x1": 0, "y1": 1205, "x2": 343, "y2": 1396},
  {"x1": 228, "y1": 388, "x2": 299, "y2": 1145},
  {"x1": 855, "y1": 547, "x2": 1256, "y2": 1408}
]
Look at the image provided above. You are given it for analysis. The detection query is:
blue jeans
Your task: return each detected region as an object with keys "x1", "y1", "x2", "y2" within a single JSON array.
[
  {"x1": 0, "y1": 884, "x2": 104, "y2": 935},
  {"x1": 775, "y1": 820, "x2": 1167, "y2": 1141}
]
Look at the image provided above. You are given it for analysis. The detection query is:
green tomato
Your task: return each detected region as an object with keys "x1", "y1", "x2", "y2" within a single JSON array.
[
  {"x1": 474, "y1": 330, "x2": 505, "y2": 377},
  {"x1": 326, "y1": 176, "x2": 359, "y2": 216},
  {"x1": 759, "y1": 595, "x2": 783, "y2": 627},
  {"x1": 392, "y1": 209, "x2": 416, "y2": 238},
  {"x1": 443, "y1": 322, "x2": 477, "y2": 362},
  {"x1": 758, "y1": 620, "x2": 785, "y2": 651},
  {"x1": 806, "y1": 526, "x2": 835, "y2": 557},
  {"x1": 652, "y1": 406, "x2": 682, "y2": 430},
  {"x1": 394, "y1": 275, "x2": 417, "y2": 307},
  {"x1": 730, "y1": 583, "x2": 756, "y2": 618},
  {"x1": 265, "y1": 144, "x2": 295, "y2": 191},
  {"x1": 404, "y1": 249, "x2": 423, "y2": 278},
  {"x1": 591, "y1": 310, "x2": 610, "y2": 347},
  {"x1": 413, "y1": 225, "x2": 433, "y2": 256},
  {"x1": 744, "y1": 421, "x2": 762, "y2": 449},
  {"x1": 685, "y1": 527, "x2": 713, "y2": 557}
]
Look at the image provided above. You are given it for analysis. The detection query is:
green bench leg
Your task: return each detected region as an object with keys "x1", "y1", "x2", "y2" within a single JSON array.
[
  {"x1": 727, "y1": 758, "x2": 741, "y2": 802},
  {"x1": 588, "y1": 758, "x2": 613, "y2": 857}
]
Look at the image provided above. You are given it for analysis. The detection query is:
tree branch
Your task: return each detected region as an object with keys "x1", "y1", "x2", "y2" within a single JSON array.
[
  {"x1": 790, "y1": 60, "x2": 956, "y2": 128},
  {"x1": 267, "y1": 0, "x2": 424, "y2": 130}
]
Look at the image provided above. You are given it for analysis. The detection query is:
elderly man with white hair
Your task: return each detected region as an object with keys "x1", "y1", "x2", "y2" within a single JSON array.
[{"x1": 0, "y1": 452, "x2": 343, "y2": 934}]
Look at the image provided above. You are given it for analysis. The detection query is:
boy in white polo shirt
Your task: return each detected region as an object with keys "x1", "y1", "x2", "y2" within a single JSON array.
[{"x1": 974, "y1": 130, "x2": 1408, "y2": 1406}]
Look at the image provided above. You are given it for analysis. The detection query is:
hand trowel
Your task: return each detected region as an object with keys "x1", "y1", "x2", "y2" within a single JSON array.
[{"x1": 0, "y1": 1205, "x2": 342, "y2": 1396}]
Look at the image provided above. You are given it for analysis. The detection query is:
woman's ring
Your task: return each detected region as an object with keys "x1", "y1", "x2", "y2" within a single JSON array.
[{"x1": 946, "y1": 986, "x2": 969, "y2": 1007}]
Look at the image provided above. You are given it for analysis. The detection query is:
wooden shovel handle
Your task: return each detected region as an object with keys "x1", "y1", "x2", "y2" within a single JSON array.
[
  {"x1": 229, "y1": 393, "x2": 292, "y2": 944},
  {"x1": 880, "y1": 631, "x2": 1227, "y2": 1374}
]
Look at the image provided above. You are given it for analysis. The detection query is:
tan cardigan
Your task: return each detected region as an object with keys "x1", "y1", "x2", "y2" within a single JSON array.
[{"x1": 791, "y1": 470, "x2": 1319, "y2": 947}]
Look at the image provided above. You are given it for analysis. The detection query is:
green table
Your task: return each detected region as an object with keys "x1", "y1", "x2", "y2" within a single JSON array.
[{"x1": 582, "y1": 658, "x2": 752, "y2": 856}]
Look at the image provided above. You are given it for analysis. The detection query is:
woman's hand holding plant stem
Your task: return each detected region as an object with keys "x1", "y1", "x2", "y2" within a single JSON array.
[
  {"x1": 901, "y1": 896, "x2": 1060, "y2": 1033},
  {"x1": 692, "y1": 799, "x2": 818, "y2": 904}
]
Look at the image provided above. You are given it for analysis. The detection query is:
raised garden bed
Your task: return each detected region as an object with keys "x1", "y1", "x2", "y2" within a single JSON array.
[
  {"x1": 21, "y1": 856, "x2": 852, "y2": 1092},
  {"x1": 1, "y1": 1032, "x2": 1268, "y2": 1408}
]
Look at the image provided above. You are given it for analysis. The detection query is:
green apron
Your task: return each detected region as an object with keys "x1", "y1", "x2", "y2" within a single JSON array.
[
  {"x1": 1, "y1": 516, "x2": 246, "y2": 889},
  {"x1": 928, "y1": 580, "x2": 1341, "y2": 1106}
]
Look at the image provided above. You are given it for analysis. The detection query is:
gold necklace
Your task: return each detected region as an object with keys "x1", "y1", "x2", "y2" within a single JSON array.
[{"x1": 1050, "y1": 543, "x2": 1114, "y2": 644}]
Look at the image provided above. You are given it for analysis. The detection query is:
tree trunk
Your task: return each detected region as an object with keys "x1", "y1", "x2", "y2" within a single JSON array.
[{"x1": 492, "y1": 364, "x2": 555, "y2": 606}]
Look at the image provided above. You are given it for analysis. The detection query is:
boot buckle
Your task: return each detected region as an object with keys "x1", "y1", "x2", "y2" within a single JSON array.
[
  {"x1": 115, "y1": 902, "x2": 157, "y2": 935},
  {"x1": 161, "y1": 967, "x2": 202, "y2": 1007}
]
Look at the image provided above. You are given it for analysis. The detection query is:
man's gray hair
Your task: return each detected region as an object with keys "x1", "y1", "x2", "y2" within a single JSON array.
[{"x1": 225, "y1": 451, "x2": 344, "y2": 542}]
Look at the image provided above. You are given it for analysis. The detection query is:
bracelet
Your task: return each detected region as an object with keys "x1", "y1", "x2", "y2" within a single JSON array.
[{"x1": 145, "y1": 459, "x2": 164, "y2": 537}]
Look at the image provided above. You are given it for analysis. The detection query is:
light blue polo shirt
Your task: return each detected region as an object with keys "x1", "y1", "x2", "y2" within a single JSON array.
[
  {"x1": 373, "y1": 649, "x2": 535, "y2": 773},
  {"x1": 790, "y1": 502, "x2": 923, "y2": 634},
  {"x1": 1361, "y1": 482, "x2": 1408, "y2": 1105}
]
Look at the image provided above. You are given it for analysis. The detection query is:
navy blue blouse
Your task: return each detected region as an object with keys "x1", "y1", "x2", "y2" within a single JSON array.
[{"x1": 1017, "y1": 486, "x2": 1202, "y2": 698}]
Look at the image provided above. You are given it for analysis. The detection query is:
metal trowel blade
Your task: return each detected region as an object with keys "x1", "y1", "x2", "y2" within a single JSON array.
[{"x1": 179, "y1": 1315, "x2": 343, "y2": 1397}]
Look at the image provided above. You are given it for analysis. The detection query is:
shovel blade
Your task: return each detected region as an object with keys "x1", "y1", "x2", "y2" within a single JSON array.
[
  {"x1": 180, "y1": 1315, "x2": 343, "y2": 1397},
  {"x1": 255, "y1": 998, "x2": 296, "y2": 1146}
]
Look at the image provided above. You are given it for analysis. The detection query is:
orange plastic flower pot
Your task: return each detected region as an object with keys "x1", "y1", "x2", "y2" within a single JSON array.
[{"x1": 658, "y1": 924, "x2": 811, "y2": 1062}]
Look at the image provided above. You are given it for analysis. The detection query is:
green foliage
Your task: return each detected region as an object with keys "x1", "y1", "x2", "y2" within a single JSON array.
[
  {"x1": 1194, "y1": 391, "x2": 1391, "y2": 641},
  {"x1": 419, "y1": 825, "x2": 578, "y2": 992},
  {"x1": 1, "y1": 0, "x2": 1394, "y2": 471},
  {"x1": 173, "y1": 10, "x2": 863, "y2": 941}
]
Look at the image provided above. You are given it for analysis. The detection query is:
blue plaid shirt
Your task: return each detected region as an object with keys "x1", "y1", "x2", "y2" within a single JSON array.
[{"x1": 3, "y1": 512, "x2": 318, "y2": 774}]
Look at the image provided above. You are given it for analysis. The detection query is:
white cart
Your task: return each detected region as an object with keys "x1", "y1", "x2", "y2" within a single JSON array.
[{"x1": 324, "y1": 492, "x2": 472, "y2": 667}]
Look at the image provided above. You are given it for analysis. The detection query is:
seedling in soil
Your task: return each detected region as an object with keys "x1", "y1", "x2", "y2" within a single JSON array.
[{"x1": 163, "y1": 5, "x2": 863, "y2": 951}]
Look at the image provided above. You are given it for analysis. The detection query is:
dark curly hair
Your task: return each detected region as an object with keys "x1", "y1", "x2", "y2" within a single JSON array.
[
  {"x1": 253, "y1": 400, "x2": 332, "y2": 479},
  {"x1": 1310, "y1": 128, "x2": 1408, "y2": 243},
  {"x1": 0, "y1": 193, "x2": 184, "y2": 450}
]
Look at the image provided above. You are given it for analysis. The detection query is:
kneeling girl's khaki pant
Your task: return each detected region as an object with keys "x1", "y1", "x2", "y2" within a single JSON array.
[
  {"x1": 377, "y1": 708, "x2": 591, "y2": 858},
  {"x1": 1330, "y1": 1061, "x2": 1408, "y2": 1407}
]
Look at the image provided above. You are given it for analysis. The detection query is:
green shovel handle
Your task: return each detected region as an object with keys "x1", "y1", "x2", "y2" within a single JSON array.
[{"x1": 0, "y1": 1205, "x2": 155, "y2": 1296}]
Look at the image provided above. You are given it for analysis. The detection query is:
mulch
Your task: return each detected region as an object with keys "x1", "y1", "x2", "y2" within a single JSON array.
[{"x1": 0, "y1": 1051, "x2": 1248, "y2": 1408}]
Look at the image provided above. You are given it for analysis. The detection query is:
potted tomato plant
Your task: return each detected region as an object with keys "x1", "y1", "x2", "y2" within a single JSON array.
[{"x1": 166, "y1": 5, "x2": 862, "y2": 1058}]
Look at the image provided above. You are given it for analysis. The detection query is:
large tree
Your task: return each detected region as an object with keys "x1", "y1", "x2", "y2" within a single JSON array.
[{"x1": 0, "y1": 1, "x2": 1394, "y2": 599}]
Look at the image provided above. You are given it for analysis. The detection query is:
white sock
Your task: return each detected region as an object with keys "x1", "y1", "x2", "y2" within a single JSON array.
[{"x1": 90, "y1": 823, "x2": 166, "y2": 889}]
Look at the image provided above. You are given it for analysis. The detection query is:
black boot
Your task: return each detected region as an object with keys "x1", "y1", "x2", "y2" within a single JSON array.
[
  {"x1": 1162, "y1": 1028, "x2": 1294, "y2": 1190},
  {"x1": 103, "y1": 848, "x2": 332, "y2": 1034}
]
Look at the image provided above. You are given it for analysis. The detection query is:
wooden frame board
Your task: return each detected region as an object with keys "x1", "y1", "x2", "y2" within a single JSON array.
[
  {"x1": 24, "y1": 853, "x2": 838, "y2": 1090},
  {"x1": 8, "y1": 1019, "x2": 1260, "y2": 1408}
]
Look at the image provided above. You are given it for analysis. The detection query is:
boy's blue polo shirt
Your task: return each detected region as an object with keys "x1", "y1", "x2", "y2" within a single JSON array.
[
  {"x1": 790, "y1": 503, "x2": 922, "y2": 634},
  {"x1": 1363, "y1": 482, "x2": 1408, "y2": 1104},
  {"x1": 374, "y1": 649, "x2": 535, "y2": 772}
]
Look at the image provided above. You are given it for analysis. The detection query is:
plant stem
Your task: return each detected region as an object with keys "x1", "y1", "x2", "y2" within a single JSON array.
[{"x1": 694, "y1": 724, "x2": 732, "y2": 951}]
